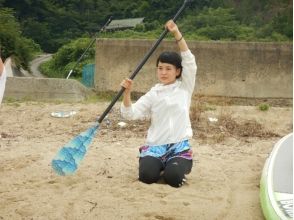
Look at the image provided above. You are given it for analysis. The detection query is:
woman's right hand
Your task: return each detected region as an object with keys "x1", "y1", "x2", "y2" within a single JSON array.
[
  {"x1": 121, "y1": 78, "x2": 133, "y2": 107},
  {"x1": 121, "y1": 78, "x2": 133, "y2": 93}
]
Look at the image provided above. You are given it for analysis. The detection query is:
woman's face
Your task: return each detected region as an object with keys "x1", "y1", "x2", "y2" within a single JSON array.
[{"x1": 157, "y1": 62, "x2": 181, "y2": 85}]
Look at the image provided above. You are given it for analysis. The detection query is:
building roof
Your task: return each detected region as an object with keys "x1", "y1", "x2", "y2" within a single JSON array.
[{"x1": 105, "y1": 18, "x2": 144, "y2": 31}]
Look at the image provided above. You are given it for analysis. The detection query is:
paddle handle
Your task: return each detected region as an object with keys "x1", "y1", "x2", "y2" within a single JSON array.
[{"x1": 97, "y1": 0, "x2": 190, "y2": 123}]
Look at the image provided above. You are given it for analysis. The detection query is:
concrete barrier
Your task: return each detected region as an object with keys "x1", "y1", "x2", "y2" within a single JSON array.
[
  {"x1": 4, "y1": 58, "x2": 13, "y2": 77},
  {"x1": 95, "y1": 39, "x2": 292, "y2": 98},
  {"x1": 4, "y1": 77, "x2": 93, "y2": 102}
]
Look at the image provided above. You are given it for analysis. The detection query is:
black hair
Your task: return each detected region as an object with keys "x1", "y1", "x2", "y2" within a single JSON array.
[{"x1": 156, "y1": 51, "x2": 182, "y2": 78}]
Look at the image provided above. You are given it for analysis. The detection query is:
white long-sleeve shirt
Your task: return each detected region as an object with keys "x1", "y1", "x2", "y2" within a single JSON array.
[
  {"x1": 0, "y1": 66, "x2": 7, "y2": 104},
  {"x1": 121, "y1": 50, "x2": 197, "y2": 146}
]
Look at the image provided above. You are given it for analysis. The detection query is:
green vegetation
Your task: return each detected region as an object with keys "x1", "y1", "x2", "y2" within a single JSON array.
[
  {"x1": 258, "y1": 103, "x2": 270, "y2": 111},
  {"x1": 0, "y1": 0, "x2": 292, "y2": 75},
  {"x1": 0, "y1": 8, "x2": 41, "y2": 69},
  {"x1": 40, "y1": 38, "x2": 95, "y2": 78}
]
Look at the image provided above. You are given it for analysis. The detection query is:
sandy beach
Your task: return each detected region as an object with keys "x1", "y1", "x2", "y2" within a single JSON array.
[{"x1": 0, "y1": 100, "x2": 292, "y2": 220}]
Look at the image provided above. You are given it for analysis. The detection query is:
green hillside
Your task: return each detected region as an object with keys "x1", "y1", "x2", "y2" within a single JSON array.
[{"x1": 0, "y1": 0, "x2": 292, "y2": 71}]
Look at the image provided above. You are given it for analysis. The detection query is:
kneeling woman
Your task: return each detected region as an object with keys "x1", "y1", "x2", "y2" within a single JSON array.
[{"x1": 120, "y1": 20, "x2": 197, "y2": 187}]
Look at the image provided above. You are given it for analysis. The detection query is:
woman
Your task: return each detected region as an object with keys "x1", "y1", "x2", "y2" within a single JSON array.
[{"x1": 120, "y1": 20, "x2": 197, "y2": 187}]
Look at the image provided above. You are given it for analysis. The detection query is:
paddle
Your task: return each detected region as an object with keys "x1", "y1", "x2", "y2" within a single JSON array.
[
  {"x1": 66, "y1": 16, "x2": 113, "y2": 79},
  {"x1": 52, "y1": 0, "x2": 192, "y2": 176}
]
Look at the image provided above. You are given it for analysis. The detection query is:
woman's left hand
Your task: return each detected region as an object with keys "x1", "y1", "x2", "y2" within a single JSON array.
[{"x1": 165, "y1": 20, "x2": 179, "y2": 34}]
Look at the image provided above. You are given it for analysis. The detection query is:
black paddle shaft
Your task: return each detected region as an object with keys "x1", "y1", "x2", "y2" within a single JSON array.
[{"x1": 97, "y1": 0, "x2": 191, "y2": 123}]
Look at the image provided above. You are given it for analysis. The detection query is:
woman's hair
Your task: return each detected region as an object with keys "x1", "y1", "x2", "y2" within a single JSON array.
[{"x1": 156, "y1": 51, "x2": 182, "y2": 78}]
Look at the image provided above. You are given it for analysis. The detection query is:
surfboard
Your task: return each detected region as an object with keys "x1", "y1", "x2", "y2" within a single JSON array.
[{"x1": 260, "y1": 133, "x2": 293, "y2": 220}]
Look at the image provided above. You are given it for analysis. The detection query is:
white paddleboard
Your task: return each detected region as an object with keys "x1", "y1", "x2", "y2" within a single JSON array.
[{"x1": 260, "y1": 133, "x2": 293, "y2": 220}]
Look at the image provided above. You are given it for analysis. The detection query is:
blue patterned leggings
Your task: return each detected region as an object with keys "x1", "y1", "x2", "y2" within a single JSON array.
[{"x1": 138, "y1": 140, "x2": 193, "y2": 187}]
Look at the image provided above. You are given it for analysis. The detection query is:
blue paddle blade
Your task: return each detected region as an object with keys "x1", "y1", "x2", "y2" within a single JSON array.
[{"x1": 52, "y1": 123, "x2": 99, "y2": 176}]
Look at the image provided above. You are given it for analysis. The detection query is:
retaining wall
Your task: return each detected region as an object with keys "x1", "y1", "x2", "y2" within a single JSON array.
[
  {"x1": 4, "y1": 77, "x2": 92, "y2": 102},
  {"x1": 95, "y1": 39, "x2": 293, "y2": 98}
]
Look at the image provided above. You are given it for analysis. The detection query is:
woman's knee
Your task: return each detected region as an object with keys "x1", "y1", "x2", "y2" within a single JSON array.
[
  {"x1": 139, "y1": 169, "x2": 160, "y2": 184},
  {"x1": 163, "y1": 163, "x2": 184, "y2": 187},
  {"x1": 163, "y1": 157, "x2": 192, "y2": 187},
  {"x1": 139, "y1": 156, "x2": 163, "y2": 184}
]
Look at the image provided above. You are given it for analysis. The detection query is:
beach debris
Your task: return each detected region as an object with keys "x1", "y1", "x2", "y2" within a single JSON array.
[
  {"x1": 51, "y1": 110, "x2": 77, "y2": 118},
  {"x1": 208, "y1": 117, "x2": 218, "y2": 122},
  {"x1": 118, "y1": 121, "x2": 127, "y2": 128},
  {"x1": 105, "y1": 118, "x2": 111, "y2": 126}
]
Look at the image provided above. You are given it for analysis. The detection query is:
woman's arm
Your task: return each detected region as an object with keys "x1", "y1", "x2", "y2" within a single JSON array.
[
  {"x1": 120, "y1": 78, "x2": 153, "y2": 120},
  {"x1": 121, "y1": 78, "x2": 133, "y2": 107},
  {"x1": 166, "y1": 20, "x2": 197, "y2": 94},
  {"x1": 165, "y1": 20, "x2": 189, "y2": 52}
]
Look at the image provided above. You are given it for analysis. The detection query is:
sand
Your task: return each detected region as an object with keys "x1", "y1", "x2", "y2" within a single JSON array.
[{"x1": 0, "y1": 100, "x2": 292, "y2": 220}]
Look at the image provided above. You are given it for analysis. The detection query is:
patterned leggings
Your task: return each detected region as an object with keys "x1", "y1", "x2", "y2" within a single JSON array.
[{"x1": 139, "y1": 155, "x2": 193, "y2": 188}]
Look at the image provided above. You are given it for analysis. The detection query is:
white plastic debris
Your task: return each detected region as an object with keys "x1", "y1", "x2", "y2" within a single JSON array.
[
  {"x1": 208, "y1": 117, "x2": 218, "y2": 122},
  {"x1": 117, "y1": 121, "x2": 127, "y2": 128},
  {"x1": 51, "y1": 111, "x2": 77, "y2": 118}
]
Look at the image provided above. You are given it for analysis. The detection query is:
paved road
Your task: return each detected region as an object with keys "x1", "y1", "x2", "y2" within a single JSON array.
[{"x1": 29, "y1": 54, "x2": 52, "y2": 77}]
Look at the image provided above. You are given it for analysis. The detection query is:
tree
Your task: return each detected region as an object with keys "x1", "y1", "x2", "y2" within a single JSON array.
[
  {"x1": 0, "y1": 8, "x2": 40, "y2": 69},
  {"x1": 1, "y1": 0, "x2": 292, "y2": 58},
  {"x1": 180, "y1": 8, "x2": 249, "y2": 40}
]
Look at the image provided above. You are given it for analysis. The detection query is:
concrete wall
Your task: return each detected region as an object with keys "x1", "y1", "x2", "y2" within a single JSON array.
[
  {"x1": 95, "y1": 39, "x2": 292, "y2": 98},
  {"x1": 4, "y1": 77, "x2": 93, "y2": 102}
]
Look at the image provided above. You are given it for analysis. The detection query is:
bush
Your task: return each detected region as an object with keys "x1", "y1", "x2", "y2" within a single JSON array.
[
  {"x1": 258, "y1": 103, "x2": 270, "y2": 111},
  {"x1": 40, "y1": 37, "x2": 95, "y2": 78}
]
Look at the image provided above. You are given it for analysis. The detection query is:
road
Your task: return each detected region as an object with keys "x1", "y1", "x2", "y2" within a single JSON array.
[{"x1": 29, "y1": 54, "x2": 52, "y2": 77}]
